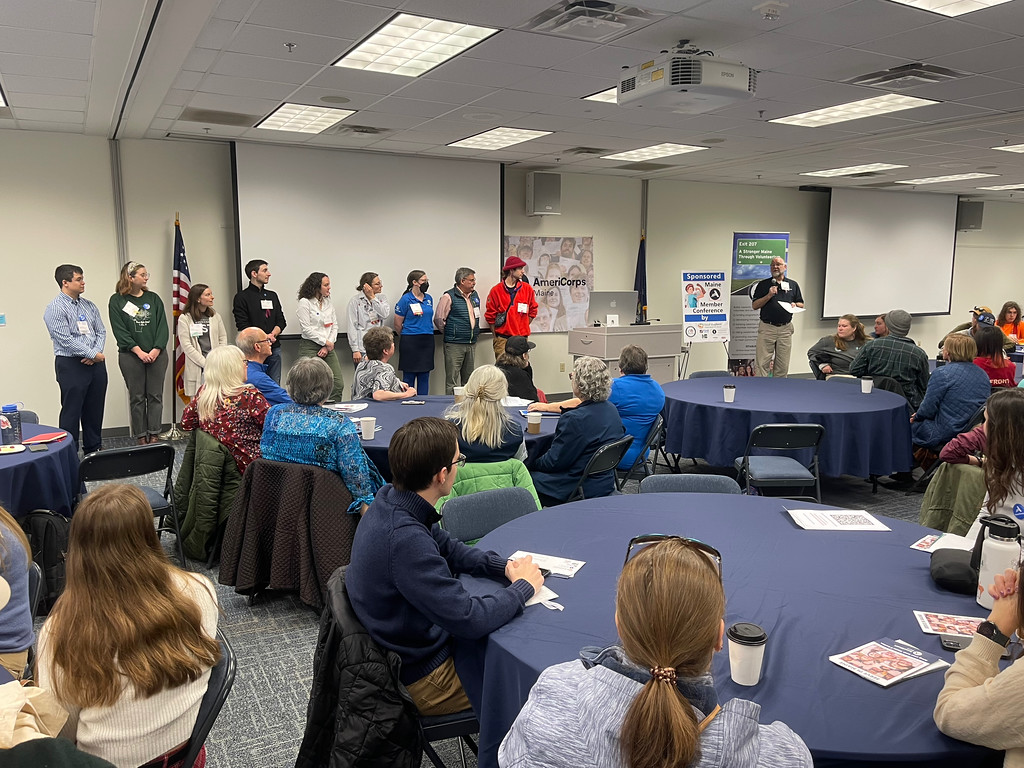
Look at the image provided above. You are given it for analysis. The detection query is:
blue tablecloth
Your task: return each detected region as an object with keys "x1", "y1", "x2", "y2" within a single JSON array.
[
  {"x1": 352, "y1": 396, "x2": 556, "y2": 481},
  {"x1": 0, "y1": 423, "x2": 78, "y2": 518},
  {"x1": 661, "y1": 377, "x2": 913, "y2": 478},
  {"x1": 455, "y1": 494, "x2": 996, "y2": 768}
]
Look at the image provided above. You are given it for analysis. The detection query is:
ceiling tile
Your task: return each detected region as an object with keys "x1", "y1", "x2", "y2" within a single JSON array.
[
  {"x1": 463, "y1": 30, "x2": 596, "y2": 68},
  {"x1": 386, "y1": 78, "x2": 494, "y2": 105},
  {"x1": 213, "y1": 0, "x2": 259, "y2": 23},
  {"x1": 1, "y1": 0, "x2": 96, "y2": 35},
  {"x1": 929, "y1": 36, "x2": 1024, "y2": 74},
  {"x1": 856, "y1": 17, "x2": 1013, "y2": 60},
  {"x1": 10, "y1": 106, "x2": 84, "y2": 122},
  {"x1": 0, "y1": 52, "x2": 89, "y2": 80},
  {"x1": 2, "y1": 74, "x2": 87, "y2": 97},
  {"x1": 425, "y1": 58, "x2": 544, "y2": 88},
  {"x1": 716, "y1": 31, "x2": 838, "y2": 71},
  {"x1": 196, "y1": 18, "x2": 241, "y2": 50},
  {"x1": 400, "y1": 0, "x2": 553, "y2": 29},
  {"x1": 183, "y1": 47, "x2": 219, "y2": 73},
  {"x1": 6, "y1": 93, "x2": 86, "y2": 111},
  {"x1": 197, "y1": 73, "x2": 296, "y2": 100},
  {"x1": 187, "y1": 91, "x2": 281, "y2": 115},
  {"x1": 308, "y1": 66, "x2": 411, "y2": 95},
  {"x1": 0, "y1": 26, "x2": 92, "y2": 59},
  {"x1": 14, "y1": 119, "x2": 83, "y2": 132},
  {"x1": 360, "y1": 97, "x2": 455, "y2": 118},
  {"x1": 246, "y1": 0, "x2": 392, "y2": 39},
  {"x1": 343, "y1": 111, "x2": 428, "y2": 130},
  {"x1": 174, "y1": 71, "x2": 204, "y2": 91},
  {"x1": 285, "y1": 86, "x2": 384, "y2": 110},
  {"x1": 471, "y1": 89, "x2": 571, "y2": 113},
  {"x1": 210, "y1": 52, "x2": 323, "y2": 84},
  {"x1": 778, "y1": 0, "x2": 936, "y2": 47},
  {"x1": 227, "y1": 24, "x2": 352, "y2": 65},
  {"x1": 771, "y1": 46, "x2": 911, "y2": 82}
]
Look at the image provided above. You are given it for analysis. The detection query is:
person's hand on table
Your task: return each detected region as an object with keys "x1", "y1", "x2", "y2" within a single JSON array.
[
  {"x1": 527, "y1": 402, "x2": 556, "y2": 413},
  {"x1": 821, "y1": 364, "x2": 833, "y2": 375},
  {"x1": 401, "y1": 387, "x2": 417, "y2": 398},
  {"x1": 988, "y1": 568, "x2": 1021, "y2": 637},
  {"x1": 506, "y1": 555, "x2": 544, "y2": 596}
]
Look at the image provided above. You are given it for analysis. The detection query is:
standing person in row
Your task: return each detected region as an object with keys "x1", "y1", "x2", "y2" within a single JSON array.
[
  {"x1": 107, "y1": 262, "x2": 168, "y2": 444},
  {"x1": 486, "y1": 255, "x2": 537, "y2": 359},
  {"x1": 750, "y1": 256, "x2": 803, "y2": 378},
  {"x1": 347, "y1": 272, "x2": 390, "y2": 368},
  {"x1": 44, "y1": 264, "x2": 108, "y2": 455},
  {"x1": 177, "y1": 283, "x2": 228, "y2": 400},
  {"x1": 435, "y1": 267, "x2": 482, "y2": 395},
  {"x1": 233, "y1": 259, "x2": 286, "y2": 383},
  {"x1": 394, "y1": 270, "x2": 435, "y2": 395},
  {"x1": 296, "y1": 272, "x2": 345, "y2": 401}
]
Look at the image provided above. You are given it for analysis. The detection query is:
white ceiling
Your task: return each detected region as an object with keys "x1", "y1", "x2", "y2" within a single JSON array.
[{"x1": 5, "y1": 0, "x2": 1024, "y2": 198}]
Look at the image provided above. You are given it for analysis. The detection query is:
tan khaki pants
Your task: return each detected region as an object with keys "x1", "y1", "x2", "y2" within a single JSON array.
[
  {"x1": 406, "y1": 656, "x2": 471, "y2": 716},
  {"x1": 0, "y1": 650, "x2": 28, "y2": 680},
  {"x1": 492, "y1": 336, "x2": 507, "y2": 360},
  {"x1": 755, "y1": 321, "x2": 794, "y2": 378}
]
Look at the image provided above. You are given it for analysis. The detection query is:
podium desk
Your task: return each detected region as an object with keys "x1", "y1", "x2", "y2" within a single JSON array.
[{"x1": 568, "y1": 323, "x2": 680, "y2": 384}]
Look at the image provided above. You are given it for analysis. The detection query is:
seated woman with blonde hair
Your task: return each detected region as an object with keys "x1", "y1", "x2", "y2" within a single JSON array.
[
  {"x1": 446, "y1": 365, "x2": 527, "y2": 463},
  {"x1": 36, "y1": 484, "x2": 220, "y2": 768},
  {"x1": 182, "y1": 344, "x2": 269, "y2": 475},
  {"x1": 499, "y1": 537, "x2": 812, "y2": 767}
]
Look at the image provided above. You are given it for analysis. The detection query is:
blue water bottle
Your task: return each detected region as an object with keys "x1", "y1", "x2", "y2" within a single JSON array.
[{"x1": 1, "y1": 404, "x2": 22, "y2": 445}]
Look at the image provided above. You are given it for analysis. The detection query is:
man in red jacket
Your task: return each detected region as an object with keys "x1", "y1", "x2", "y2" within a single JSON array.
[{"x1": 485, "y1": 255, "x2": 539, "y2": 359}]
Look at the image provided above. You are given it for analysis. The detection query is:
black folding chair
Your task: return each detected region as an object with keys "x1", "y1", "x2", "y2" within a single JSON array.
[
  {"x1": 178, "y1": 630, "x2": 237, "y2": 768},
  {"x1": 77, "y1": 443, "x2": 185, "y2": 565},
  {"x1": 566, "y1": 435, "x2": 634, "y2": 502},
  {"x1": 733, "y1": 423, "x2": 825, "y2": 503},
  {"x1": 615, "y1": 414, "x2": 665, "y2": 490},
  {"x1": 422, "y1": 710, "x2": 479, "y2": 768}
]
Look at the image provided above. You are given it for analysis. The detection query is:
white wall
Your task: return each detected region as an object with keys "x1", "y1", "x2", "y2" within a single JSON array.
[
  {"x1": 503, "y1": 168, "x2": 642, "y2": 394},
  {"x1": 0, "y1": 132, "x2": 235, "y2": 430}
]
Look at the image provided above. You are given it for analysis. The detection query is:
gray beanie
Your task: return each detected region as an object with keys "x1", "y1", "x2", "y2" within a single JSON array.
[{"x1": 885, "y1": 309, "x2": 912, "y2": 337}]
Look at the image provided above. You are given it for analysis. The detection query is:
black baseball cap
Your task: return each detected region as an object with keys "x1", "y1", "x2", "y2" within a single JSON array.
[{"x1": 505, "y1": 336, "x2": 536, "y2": 355}]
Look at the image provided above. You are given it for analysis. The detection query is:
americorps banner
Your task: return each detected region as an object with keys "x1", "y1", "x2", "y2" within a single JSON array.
[
  {"x1": 682, "y1": 271, "x2": 728, "y2": 343},
  {"x1": 504, "y1": 235, "x2": 593, "y2": 332},
  {"x1": 728, "y1": 232, "x2": 789, "y2": 375}
]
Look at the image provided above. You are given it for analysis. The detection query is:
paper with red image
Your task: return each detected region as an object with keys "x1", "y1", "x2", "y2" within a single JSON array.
[
  {"x1": 914, "y1": 611, "x2": 985, "y2": 637},
  {"x1": 829, "y1": 638, "x2": 948, "y2": 687}
]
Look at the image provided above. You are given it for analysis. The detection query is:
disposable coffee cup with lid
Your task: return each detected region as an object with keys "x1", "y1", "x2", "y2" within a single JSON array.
[
  {"x1": 727, "y1": 622, "x2": 768, "y2": 686},
  {"x1": 723, "y1": 384, "x2": 736, "y2": 404}
]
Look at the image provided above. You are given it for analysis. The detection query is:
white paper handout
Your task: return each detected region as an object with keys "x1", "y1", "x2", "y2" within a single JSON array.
[
  {"x1": 776, "y1": 302, "x2": 806, "y2": 315},
  {"x1": 526, "y1": 584, "x2": 559, "y2": 607},
  {"x1": 509, "y1": 551, "x2": 586, "y2": 578},
  {"x1": 786, "y1": 508, "x2": 890, "y2": 531},
  {"x1": 502, "y1": 396, "x2": 534, "y2": 407},
  {"x1": 913, "y1": 610, "x2": 986, "y2": 637},
  {"x1": 326, "y1": 402, "x2": 368, "y2": 413}
]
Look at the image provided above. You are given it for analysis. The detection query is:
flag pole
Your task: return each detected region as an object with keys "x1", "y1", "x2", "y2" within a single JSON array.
[{"x1": 160, "y1": 213, "x2": 187, "y2": 440}]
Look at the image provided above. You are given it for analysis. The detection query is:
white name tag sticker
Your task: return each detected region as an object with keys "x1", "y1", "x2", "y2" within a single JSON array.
[
  {"x1": 410, "y1": 302, "x2": 423, "y2": 316},
  {"x1": 77, "y1": 321, "x2": 90, "y2": 334},
  {"x1": 190, "y1": 323, "x2": 206, "y2": 337},
  {"x1": 122, "y1": 300, "x2": 139, "y2": 316},
  {"x1": 260, "y1": 299, "x2": 273, "y2": 310},
  {"x1": 780, "y1": 281, "x2": 790, "y2": 291},
  {"x1": 473, "y1": 307, "x2": 481, "y2": 319},
  {"x1": 517, "y1": 302, "x2": 528, "y2": 314}
]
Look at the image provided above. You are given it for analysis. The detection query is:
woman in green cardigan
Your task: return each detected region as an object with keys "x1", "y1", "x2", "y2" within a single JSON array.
[{"x1": 108, "y1": 261, "x2": 169, "y2": 444}]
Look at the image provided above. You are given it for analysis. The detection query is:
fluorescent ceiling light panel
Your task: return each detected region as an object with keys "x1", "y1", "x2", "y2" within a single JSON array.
[
  {"x1": 992, "y1": 143, "x2": 1024, "y2": 153},
  {"x1": 770, "y1": 94, "x2": 938, "y2": 127},
  {"x1": 801, "y1": 163, "x2": 908, "y2": 177},
  {"x1": 583, "y1": 88, "x2": 618, "y2": 103},
  {"x1": 885, "y1": 0, "x2": 1012, "y2": 17},
  {"x1": 334, "y1": 13, "x2": 497, "y2": 77},
  {"x1": 977, "y1": 184, "x2": 1024, "y2": 190},
  {"x1": 895, "y1": 173, "x2": 999, "y2": 184},
  {"x1": 256, "y1": 103, "x2": 355, "y2": 133},
  {"x1": 601, "y1": 143, "x2": 707, "y2": 161},
  {"x1": 448, "y1": 127, "x2": 552, "y2": 150}
]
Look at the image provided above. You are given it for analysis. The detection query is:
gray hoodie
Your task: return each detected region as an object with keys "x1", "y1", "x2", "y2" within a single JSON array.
[{"x1": 498, "y1": 658, "x2": 813, "y2": 768}]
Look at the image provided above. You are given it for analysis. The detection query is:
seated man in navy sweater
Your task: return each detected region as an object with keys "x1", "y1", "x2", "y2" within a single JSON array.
[{"x1": 347, "y1": 416, "x2": 544, "y2": 715}]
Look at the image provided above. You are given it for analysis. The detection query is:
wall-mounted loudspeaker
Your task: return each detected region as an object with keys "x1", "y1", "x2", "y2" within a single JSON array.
[
  {"x1": 526, "y1": 172, "x2": 561, "y2": 216},
  {"x1": 957, "y1": 200, "x2": 984, "y2": 231}
]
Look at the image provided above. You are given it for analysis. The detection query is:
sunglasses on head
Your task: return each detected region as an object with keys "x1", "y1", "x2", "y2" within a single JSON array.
[{"x1": 623, "y1": 534, "x2": 722, "y2": 579}]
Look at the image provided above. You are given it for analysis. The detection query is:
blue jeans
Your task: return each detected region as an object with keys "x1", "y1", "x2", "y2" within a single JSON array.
[
  {"x1": 264, "y1": 349, "x2": 282, "y2": 384},
  {"x1": 403, "y1": 370, "x2": 429, "y2": 395}
]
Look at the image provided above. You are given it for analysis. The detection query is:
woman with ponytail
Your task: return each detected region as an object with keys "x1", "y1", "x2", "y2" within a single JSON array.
[{"x1": 499, "y1": 537, "x2": 812, "y2": 768}]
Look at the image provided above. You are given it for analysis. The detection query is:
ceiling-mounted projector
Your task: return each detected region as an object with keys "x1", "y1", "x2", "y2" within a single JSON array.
[{"x1": 617, "y1": 54, "x2": 756, "y2": 114}]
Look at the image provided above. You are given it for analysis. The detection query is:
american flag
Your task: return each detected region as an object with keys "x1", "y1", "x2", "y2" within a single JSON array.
[{"x1": 172, "y1": 218, "x2": 191, "y2": 405}]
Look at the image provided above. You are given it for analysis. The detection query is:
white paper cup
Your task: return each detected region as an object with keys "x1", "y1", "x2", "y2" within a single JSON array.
[
  {"x1": 723, "y1": 385, "x2": 736, "y2": 403},
  {"x1": 526, "y1": 412, "x2": 543, "y2": 435},
  {"x1": 454, "y1": 386, "x2": 466, "y2": 403},
  {"x1": 361, "y1": 416, "x2": 376, "y2": 440},
  {"x1": 861, "y1": 378, "x2": 873, "y2": 394},
  {"x1": 728, "y1": 622, "x2": 767, "y2": 686}
]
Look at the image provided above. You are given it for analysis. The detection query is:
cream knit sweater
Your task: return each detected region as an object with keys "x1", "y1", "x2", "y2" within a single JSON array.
[
  {"x1": 36, "y1": 572, "x2": 219, "y2": 768},
  {"x1": 934, "y1": 632, "x2": 1024, "y2": 767}
]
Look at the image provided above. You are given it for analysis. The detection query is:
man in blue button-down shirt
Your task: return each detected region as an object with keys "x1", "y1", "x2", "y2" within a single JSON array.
[{"x1": 43, "y1": 264, "x2": 108, "y2": 454}]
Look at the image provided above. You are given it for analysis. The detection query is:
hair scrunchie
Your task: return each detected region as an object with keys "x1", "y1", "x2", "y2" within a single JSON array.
[{"x1": 650, "y1": 666, "x2": 677, "y2": 684}]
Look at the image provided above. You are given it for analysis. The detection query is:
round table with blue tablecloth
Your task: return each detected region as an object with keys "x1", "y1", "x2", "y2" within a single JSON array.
[
  {"x1": 455, "y1": 493, "x2": 996, "y2": 768},
  {"x1": 662, "y1": 377, "x2": 913, "y2": 478},
  {"x1": 350, "y1": 396, "x2": 556, "y2": 481},
  {"x1": 0, "y1": 423, "x2": 79, "y2": 518}
]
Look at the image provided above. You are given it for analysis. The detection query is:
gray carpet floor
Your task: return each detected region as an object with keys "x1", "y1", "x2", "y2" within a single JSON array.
[{"x1": 57, "y1": 434, "x2": 929, "y2": 768}]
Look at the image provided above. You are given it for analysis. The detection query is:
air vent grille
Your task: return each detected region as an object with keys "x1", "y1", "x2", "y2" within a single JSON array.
[
  {"x1": 178, "y1": 108, "x2": 257, "y2": 127},
  {"x1": 670, "y1": 58, "x2": 702, "y2": 86},
  {"x1": 620, "y1": 76, "x2": 636, "y2": 93}
]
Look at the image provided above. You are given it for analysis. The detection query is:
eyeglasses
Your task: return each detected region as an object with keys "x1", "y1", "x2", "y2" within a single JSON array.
[
  {"x1": 449, "y1": 454, "x2": 467, "y2": 469},
  {"x1": 568, "y1": 372, "x2": 574, "y2": 381},
  {"x1": 255, "y1": 338, "x2": 270, "y2": 346},
  {"x1": 623, "y1": 534, "x2": 722, "y2": 579}
]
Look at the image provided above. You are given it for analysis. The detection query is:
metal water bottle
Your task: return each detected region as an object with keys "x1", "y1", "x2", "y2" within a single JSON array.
[
  {"x1": 0, "y1": 404, "x2": 21, "y2": 445},
  {"x1": 976, "y1": 515, "x2": 1022, "y2": 609}
]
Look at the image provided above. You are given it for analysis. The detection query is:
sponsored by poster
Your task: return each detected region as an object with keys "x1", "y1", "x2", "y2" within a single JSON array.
[
  {"x1": 682, "y1": 271, "x2": 728, "y2": 343},
  {"x1": 728, "y1": 232, "x2": 790, "y2": 375},
  {"x1": 503, "y1": 235, "x2": 593, "y2": 332}
]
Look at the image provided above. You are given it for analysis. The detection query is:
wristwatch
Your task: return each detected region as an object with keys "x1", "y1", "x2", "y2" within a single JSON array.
[{"x1": 978, "y1": 620, "x2": 1012, "y2": 648}]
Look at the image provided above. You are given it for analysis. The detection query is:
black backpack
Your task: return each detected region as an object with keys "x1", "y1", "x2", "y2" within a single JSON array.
[{"x1": 20, "y1": 509, "x2": 70, "y2": 615}]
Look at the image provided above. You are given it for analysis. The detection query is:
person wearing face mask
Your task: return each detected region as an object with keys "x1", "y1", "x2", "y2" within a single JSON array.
[
  {"x1": 807, "y1": 314, "x2": 869, "y2": 379},
  {"x1": 394, "y1": 270, "x2": 435, "y2": 395},
  {"x1": 750, "y1": 257, "x2": 803, "y2": 378}
]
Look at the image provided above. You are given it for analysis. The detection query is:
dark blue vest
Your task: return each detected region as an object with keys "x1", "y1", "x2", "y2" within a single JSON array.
[{"x1": 443, "y1": 286, "x2": 480, "y2": 344}]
